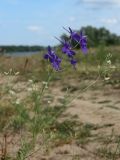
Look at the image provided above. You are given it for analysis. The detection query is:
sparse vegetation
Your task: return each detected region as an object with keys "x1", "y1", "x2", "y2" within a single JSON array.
[{"x1": 0, "y1": 44, "x2": 120, "y2": 160}]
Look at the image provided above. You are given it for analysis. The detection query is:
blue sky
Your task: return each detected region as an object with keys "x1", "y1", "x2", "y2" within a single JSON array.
[{"x1": 0, "y1": 0, "x2": 120, "y2": 46}]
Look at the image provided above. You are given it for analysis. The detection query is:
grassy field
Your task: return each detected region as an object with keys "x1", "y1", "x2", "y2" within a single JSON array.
[{"x1": 0, "y1": 46, "x2": 120, "y2": 160}]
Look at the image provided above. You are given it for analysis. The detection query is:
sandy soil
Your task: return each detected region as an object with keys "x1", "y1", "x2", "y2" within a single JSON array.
[{"x1": 0, "y1": 74, "x2": 120, "y2": 160}]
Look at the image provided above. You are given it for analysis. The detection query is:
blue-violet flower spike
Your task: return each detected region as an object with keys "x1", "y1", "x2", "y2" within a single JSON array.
[
  {"x1": 79, "y1": 31, "x2": 87, "y2": 54},
  {"x1": 65, "y1": 27, "x2": 88, "y2": 54},
  {"x1": 70, "y1": 59, "x2": 77, "y2": 69},
  {"x1": 44, "y1": 46, "x2": 61, "y2": 71},
  {"x1": 62, "y1": 41, "x2": 76, "y2": 58}
]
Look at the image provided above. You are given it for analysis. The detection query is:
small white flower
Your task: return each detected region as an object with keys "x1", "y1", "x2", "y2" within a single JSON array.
[
  {"x1": 42, "y1": 81, "x2": 48, "y2": 89},
  {"x1": 45, "y1": 86, "x2": 48, "y2": 89},
  {"x1": 9, "y1": 90, "x2": 16, "y2": 95},
  {"x1": 42, "y1": 81, "x2": 47, "y2": 85},
  {"x1": 105, "y1": 77, "x2": 110, "y2": 81},
  {"x1": 32, "y1": 84, "x2": 38, "y2": 91},
  {"x1": 4, "y1": 72, "x2": 9, "y2": 75},
  {"x1": 28, "y1": 79, "x2": 33, "y2": 83},
  {"x1": 15, "y1": 99, "x2": 20, "y2": 104},
  {"x1": 107, "y1": 60, "x2": 111, "y2": 65},
  {"x1": 15, "y1": 72, "x2": 20, "y2": 75},
  {"x1": 48, "y1": 101, "x2": 51, "y2": 104}
]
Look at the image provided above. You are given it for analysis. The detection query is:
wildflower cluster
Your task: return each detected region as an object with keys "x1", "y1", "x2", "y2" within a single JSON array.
[
  {"x1": 44, "y1": 46, "x2": 61, "y2": 71},
  {"x1": 44, "y1": 27, "x2": 87, "y2": 71}
]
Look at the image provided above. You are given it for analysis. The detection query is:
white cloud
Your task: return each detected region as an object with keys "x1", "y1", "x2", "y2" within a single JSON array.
[
  {"x1": 27, "y1": 25, "x2": 43, "y2": 33},
  {"x1": 77, "y1": 0, "x2": 120, "y2": 8},
  {"x1": 81, "y1": 0, "x2": 120, "y2": 4},
  {"x1": 101, "y1": 18, "x2": 119, "y2": 25}
]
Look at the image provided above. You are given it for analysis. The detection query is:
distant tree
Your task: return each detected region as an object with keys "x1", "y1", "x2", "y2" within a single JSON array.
[
  {"x1": 0, "y1": 45, "x2": 45, "y2": 53},
  {"x1": 81, "y1": 26, "x2": 120, "y2": 46},
  {"x1": 59, "y1": 26, "x2": 120, "y2": 48},
  {"x1": 60, "y1": 33, "x2": 69, "y2": 42}
]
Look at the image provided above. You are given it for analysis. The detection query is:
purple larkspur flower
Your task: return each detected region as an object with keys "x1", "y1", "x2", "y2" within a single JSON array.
[
  {"x1": 78, "y1": 31, "x2": 87, "y2": 54},
  {"x1": 44, "y1": 46, "x2": 61, "y2": 71},
  {"x1": 61, "y1": 40, "x2": 77, "y2": 68},
  {"x1": 70, "y1": 59, "x2": 77, "y2": 69},
  {"x1": 64, "y1": 27, "x2": 88, "y2": 54},
  {"x1": 62, "y1": 41, "x2": 76, "y2": 58},
  {"x1": 61, "y1": 41, "x2": 77, "y2": 68},
  {"x1": 55, "y1": 37, "x2": 75, "y2": 58},
  {"x1": 68, "y1": 27, "x2": 80, "y2": 42},
  {"x1": 55, "y1": 37, "x2": 76, "y2": 57},
  {"x1": 55, "y1": 37, "x2": 77, "y2": 68}
]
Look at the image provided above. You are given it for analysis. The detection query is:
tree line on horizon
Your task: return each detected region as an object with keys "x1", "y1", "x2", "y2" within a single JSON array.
[
  {"x1": 0, "y1": 26, "x2": 120, "y2": 53},
  {"x1": 60, "y1": 26, "x2": 120, "y2": 48},
  {"x1": 0, "y1": 45, "x2": 45, "y2": 54}
]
